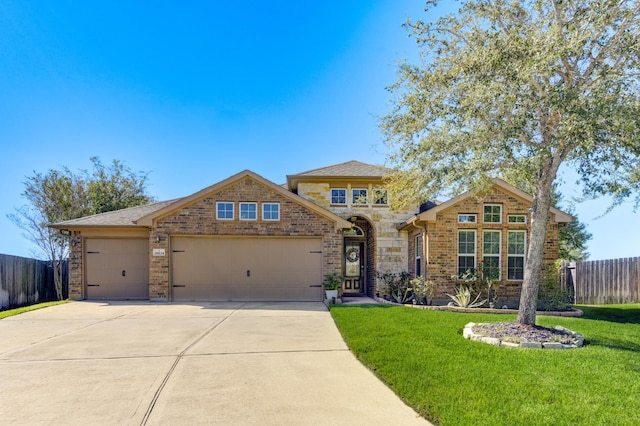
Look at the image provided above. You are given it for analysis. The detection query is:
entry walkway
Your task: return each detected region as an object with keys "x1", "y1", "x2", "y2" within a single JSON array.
[{"x1": 0, "y1": 301, "x2": 429, "y2": 425}]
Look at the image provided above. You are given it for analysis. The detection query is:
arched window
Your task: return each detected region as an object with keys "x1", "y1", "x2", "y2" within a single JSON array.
[{"x1": 344, "y1": 226, "x2": 364, "y2": 237}]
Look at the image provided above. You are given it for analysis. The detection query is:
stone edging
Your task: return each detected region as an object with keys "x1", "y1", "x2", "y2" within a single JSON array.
[{"x1": 463, "y1": 322, "x2": 584, "y2": 349}]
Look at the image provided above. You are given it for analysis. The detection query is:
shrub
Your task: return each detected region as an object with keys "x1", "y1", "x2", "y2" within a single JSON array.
[
  {"x1": 538, "y1": 262, "x2": 572, "y2": 311},
  {"x1": 409, "y1": 276, "x2": 435, "y2": 305},
  {"x1": 377, "y1": 271, "x2": 413, "y2": 304}
]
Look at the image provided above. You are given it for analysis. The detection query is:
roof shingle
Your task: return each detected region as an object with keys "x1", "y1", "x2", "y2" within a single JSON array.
[
  {"x1": 291, "y1": 160, "x2": 388, "y2": 178},
  {"x1": 50, "y1": 199, "x2": 180, "y2": 228}
]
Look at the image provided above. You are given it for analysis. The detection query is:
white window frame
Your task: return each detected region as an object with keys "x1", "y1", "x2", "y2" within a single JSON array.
[
  {"x1": 458, "y1": 214, "x2": 477, "y2": 223},
  {"x1": 415, "y1": 234, "x2": 423, "y2": 277},
  {"x1": 457, "y1": 230, "x2": 476, "y2": 277},
  {"x1": 216, "y1": 202, "x2": 234, "y2": 220},
  {"x1": 507, "y1": 230, "x2": 527, "y2": 281},
  {"x1": 352, "y1": 188, "x2": 368, "y2": 205},
  {"x1": 483, "y1": 204, "x2": 502, "y2": 223},
  {"x1": 373, "y1": 189, "x2": 389, "y2": 206},
  {"x1": 508, "y1": 214, "x2": 527, "y2": 224},
  {"x1": 262, "y1": 203, "x2": 280, "y2": 221},
  {"x1": 239, "y1": 202, "x2": 257, "y2": 221},
  {"x1": 331, "y1": 188, "x2": 346, "y2": 205},
  {"x1": 482, "y1": 230, "x2": 502, "y2": 281}
]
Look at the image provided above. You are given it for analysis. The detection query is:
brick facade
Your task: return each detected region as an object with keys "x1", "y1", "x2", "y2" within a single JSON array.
[
  {"x1": 148, "y1": 177, "x2": 343, "y2": 301},
  {"x1": 60, "y1": 166, "x2": 569, "y2": 304},
  {"x1": 407, "y1": 187, "x2": 562, "y2": 306}
]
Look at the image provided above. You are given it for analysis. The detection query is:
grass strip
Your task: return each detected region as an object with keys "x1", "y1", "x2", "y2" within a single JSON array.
[{"x1": 0, "y1": 300, "x2": 69, "y2": 320}]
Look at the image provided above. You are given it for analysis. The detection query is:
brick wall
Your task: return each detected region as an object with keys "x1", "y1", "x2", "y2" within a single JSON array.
[
  {"x1": 412, "y1": 188, "x2": 561, "y2": 306},
  {"x1": 68, "y1": 231, "x2": 83, "y2": 300},
  {"x1": 149, "y1": 177, "x2": 343, "y2": 300}
]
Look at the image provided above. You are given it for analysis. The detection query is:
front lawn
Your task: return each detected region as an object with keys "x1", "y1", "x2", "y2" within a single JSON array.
[{"x1": 331, "y1": 304, "x2": 640, "y2": 425}]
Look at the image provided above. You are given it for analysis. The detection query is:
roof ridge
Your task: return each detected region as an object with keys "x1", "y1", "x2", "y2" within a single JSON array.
[{"x1": 291, "y1": 160, "x2": 362, "y2": 176}]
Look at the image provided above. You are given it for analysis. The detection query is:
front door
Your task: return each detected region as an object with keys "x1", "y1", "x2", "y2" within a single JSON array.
[{"x1": 343, "y1": 242, "x2": 364, "y2": 294}]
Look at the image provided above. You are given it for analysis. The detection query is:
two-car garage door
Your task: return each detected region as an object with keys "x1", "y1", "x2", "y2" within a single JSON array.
[{"x1": 171, "y1": 237, "x2": 323, "y2": 302}]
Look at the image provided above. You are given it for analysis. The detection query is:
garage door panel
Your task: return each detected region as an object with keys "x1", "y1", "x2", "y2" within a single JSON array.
[
  {"x1": 85, "y1": 239, "x2": 149, "y2": 300},
  {"x1": 171, "y1": 237, "x2": 322, "y2": 302}
]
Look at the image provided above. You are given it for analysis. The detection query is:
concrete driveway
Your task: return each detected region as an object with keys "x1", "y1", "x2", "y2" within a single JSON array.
[{"x1": 0, "y1": 301, "x2": 429, "y2": 425}]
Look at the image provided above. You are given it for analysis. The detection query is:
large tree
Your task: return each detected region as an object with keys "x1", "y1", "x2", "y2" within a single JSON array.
[
  {"x1": 9, "y1": 157, "x2": 154, "y2": 300},
  {"x1": 382, "y1": 0, "x2": 640, "y2": 324}
]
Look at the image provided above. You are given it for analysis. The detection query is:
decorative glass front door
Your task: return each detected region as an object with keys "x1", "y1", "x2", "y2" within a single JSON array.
[{"x1": 343, "y1": 242, "x2": 364, "y2": 293}]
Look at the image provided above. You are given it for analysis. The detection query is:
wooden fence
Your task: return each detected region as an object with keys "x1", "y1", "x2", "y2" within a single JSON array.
[
  {"x1": 0, "y1": 254, "x2": 68, "y2": 310},
  {"x1": 564, "y1": 257, "x2": 640, "y2": 305}
]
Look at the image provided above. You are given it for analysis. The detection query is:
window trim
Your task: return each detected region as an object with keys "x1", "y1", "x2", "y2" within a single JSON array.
[
  {"x1": 216, "y1": 202, "x2": 234, "y2": 221},
  {"x1": 239, "y1": 202, "x2": 257, "y2": 221},
  {"x1": 507, "y1": 214, "x2": 528, "y2": 224},
  {"x1": 507, "y1": 230, "x2": 527, "y2": 281},
  {"x1": 351, "y1": 188, "x2": 368, "y2": 205},
  {"x1": 330, "y1": 188, "x2": 347, "y2": 205},
  {"x1": 415, "y1": 234, "x2": 423, "y2": 277},
  {"x1": 482, "y1": 230, "x2": 502, "y2": 281},
  {"x1": 483, "y1": 204, "x2": 502, "y2": 223},
  {"x1": 458, "y1": 214, "x2": 477, "y2": 224},
  {"x1": 262, "y1": 202, "x2": 280, "y2": 221},
  {"x1": 457, "y1": 229, "x2": 477, "y2": 277}
]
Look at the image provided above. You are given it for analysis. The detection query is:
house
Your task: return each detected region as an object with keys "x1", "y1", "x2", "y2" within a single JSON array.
[{"x1": 51, "y1": 160, "x2": 572, "y2": 304}]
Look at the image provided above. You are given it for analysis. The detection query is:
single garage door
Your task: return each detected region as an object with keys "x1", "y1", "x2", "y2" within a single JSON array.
[
  {"x1": 85, "y1": 238, "x2": 149, "y2": 300},
  {"x1": 171, "y1": 237, "x2": 323, "y2": 302}
]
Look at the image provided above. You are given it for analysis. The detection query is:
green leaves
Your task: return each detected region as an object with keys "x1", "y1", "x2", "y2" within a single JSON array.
[{"x1": 383, "y1": 0, "x2": 640, "y2": 207}]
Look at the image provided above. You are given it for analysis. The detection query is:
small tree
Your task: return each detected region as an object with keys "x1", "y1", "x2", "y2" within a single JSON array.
[
  {"x1": 382, "y1": 0, "x2": 640, "y2": 325},
  {"x1": 9, "y1": 157, "x2": 154, "y2": 300}
]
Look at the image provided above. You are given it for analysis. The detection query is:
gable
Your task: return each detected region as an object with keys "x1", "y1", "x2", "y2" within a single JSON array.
[
  {"x1": 136, "y1": 170, "x2": 352, "y2": 229},
  {"x1": 399, "y1": 179, "x2": 573, "y2": 229}
]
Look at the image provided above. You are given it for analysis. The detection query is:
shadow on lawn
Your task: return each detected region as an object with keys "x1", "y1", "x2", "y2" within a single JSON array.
[{"x1": 577, "y1": 305, "x2": 640, "y2": 324}]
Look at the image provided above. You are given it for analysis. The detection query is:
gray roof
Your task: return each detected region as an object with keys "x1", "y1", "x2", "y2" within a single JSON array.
[
  {"x1": 291, "y1": 160, "x2": 388, "y2": 178},
  {"x1": 51, "y1": 199, "x2": 180, "y2": 228}
]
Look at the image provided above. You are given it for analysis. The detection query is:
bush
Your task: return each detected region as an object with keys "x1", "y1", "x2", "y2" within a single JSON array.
[
  {"x1": 377, "y1": 271, "x2": 413, "y2": 304},
  {"x1": 538, "y1": 263, "x2": 572, "y2": 311},
  {"x1": 409, "y1": 276, "x2": 435, "y2": 305}
]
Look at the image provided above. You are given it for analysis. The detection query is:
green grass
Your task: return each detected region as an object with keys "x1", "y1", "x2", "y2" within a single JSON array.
[
  {"x1": 331, "y1": 303, "x2": 640, "y2": 425},
  {"x1": 0, "y1": 300, "x2": 68, "y2": 319}
]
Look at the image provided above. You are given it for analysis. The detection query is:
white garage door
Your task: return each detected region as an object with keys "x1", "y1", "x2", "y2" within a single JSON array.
[
  {"x1": 85, "y1": 239, "x2": 149, "y2": 300},
  {"x1": 171, "y1": 237, "x2": 323, "y2": 301}
]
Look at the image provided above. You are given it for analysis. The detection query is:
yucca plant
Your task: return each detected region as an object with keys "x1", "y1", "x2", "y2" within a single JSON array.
[{"x1": 446, "y1": 285, "x2": 486, "y2": 308}]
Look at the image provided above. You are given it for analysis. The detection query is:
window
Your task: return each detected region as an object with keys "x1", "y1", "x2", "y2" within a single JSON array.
[
  {"x1": 352, "y1": 189, "x2": 368, "y2": 204},
  {"x1": 331, "y1": 189, "x2": 346, "y2": 205},
  {"x1": 458, "y1": 230, "x2": 476, "y2": 276},
  {"x1": 482, "y1": 230, "x2": 501, "y2": 281},
  {"x1": 373, "y1": 189, "x2": 388, "y2": 205},
  {"x1": 216, "y1": 202, "x2": 234, "y2": 220},
  {"x1": 262, "y1": 203, "x2": 280, "y2": 221},
  {"x1": 239, "y1": 202, "x2": 257, "y2": 220},
  {"x1": 507, "y1": 231, "x2": 526, "y2": 280},
  {"x1": 508, "y1": 214, "x2": 527, "y2": 224},
  {"x1": 415, "y1": 235, "x2": 423, "y2": 277},
  {"x1": 458, "y1": 214, "x2": 477, "y2": 223},
  {"x1": 483, "y1": 204, "x2": 502, "y2": 223}
]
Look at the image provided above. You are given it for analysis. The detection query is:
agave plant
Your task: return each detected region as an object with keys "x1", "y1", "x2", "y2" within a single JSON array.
[{"x1": 446, "y1": 285, "x2": 487, "y2": 308}]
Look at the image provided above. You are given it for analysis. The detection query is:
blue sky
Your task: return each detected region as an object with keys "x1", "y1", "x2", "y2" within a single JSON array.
[{"x1": 1, "y1": 0, "x2": 637, "y2": 261}]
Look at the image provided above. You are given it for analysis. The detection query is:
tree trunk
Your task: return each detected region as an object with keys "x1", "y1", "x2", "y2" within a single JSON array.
[{"x1": 517, "y1": 163, "x2": 556, "y2": 325}]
